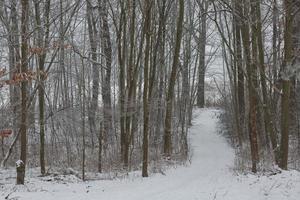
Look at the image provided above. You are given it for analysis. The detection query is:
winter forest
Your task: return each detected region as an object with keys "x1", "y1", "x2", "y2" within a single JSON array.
[{"x1": 0, "y1": 0, "x2": 300, "y2": 199}]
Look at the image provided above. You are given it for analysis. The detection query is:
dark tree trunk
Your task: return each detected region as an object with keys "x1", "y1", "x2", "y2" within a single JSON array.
[
  {"x1": 196, "y1": 1, "x2": 208, "y2": 108},
  {"x1": 142, "y1": 0, "x2": 151, "y2": 177},
  {"x1": 240, "y1": 0, "x2": 259, "y2": 173},
  {"x1": 279, "y1": 0, "x2": 293, "y2": 170},
  {"x1": 98, "y1": 0, "x2": 113, "y2": 146},
  {"x1": 34, "y1": 0, "x2": 50, "y2": 176},
  {"x1": 164, "y1": 0, "x2": 184, "y2": 156},
  {"x1": 17, "y1": 0, "x2": 29, "y2": 185},
  {"x1": 86, "y1": 0, "x2": 99, "y2": 155}
]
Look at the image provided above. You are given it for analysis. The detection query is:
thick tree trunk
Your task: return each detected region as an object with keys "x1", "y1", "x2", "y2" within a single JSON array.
[
  {"x1": 233, "y1": 0, "x2": 245, "y2": 147},
  {"x1": 99, "y1": 0, "x2": 113, "y2": 147},
  {"x1": 164, "y1": 0, "x2": 184, "y2": 156},
  {"x1": 125, "y1": 0, "x2": 136, "y2": 159},
  {"x1": 240, "y1": 0, "x2": 259, "y2": 173},
  {"x1": 142, "y1": 0, "x2": 151, "y2": 177},
  {"x1": 279, "y1": 0, "x2": 293, "y2": 170},
  {"x1": 17, "y1": 0, "x2": 29, "y2": 185},
  {"x1": 9, "y1": 0, "x2": 20, "y2": 149},
  {"x1": 155, "y1": 0, "x2": 167, "y2": 147},
  {"x1": 196, "y1": 1, "x2": 208, "y2": 108},
  {"x1": 292, "y1": 1, "x2": 300, "y2": 167},
  {"x1": 86, "y1": 0, "x2": 99, "y2": 155},
  {"x1": 34, "y1": 0, "x2": 50, "y2": 176}
]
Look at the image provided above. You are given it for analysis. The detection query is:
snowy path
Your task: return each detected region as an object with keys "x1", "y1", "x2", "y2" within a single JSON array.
[{"x1": 2, "y1": 109, "x2": 300, "y2": 200}]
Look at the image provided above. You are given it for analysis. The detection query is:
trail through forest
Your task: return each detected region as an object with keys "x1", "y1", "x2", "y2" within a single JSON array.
[{"x1": 1, "y1": 109, "x2": 300, "y2": 200}]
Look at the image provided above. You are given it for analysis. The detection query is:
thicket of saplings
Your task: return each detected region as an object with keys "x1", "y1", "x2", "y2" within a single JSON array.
[{"x1": 218, "y1": 93, "x2": 300, "y2": 173}]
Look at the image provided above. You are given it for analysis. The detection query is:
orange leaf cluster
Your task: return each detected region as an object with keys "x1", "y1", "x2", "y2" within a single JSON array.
[
  {"x1": 12, "y1": 70, "x2": 37, "y2": 82},
  {"x1": 29, "y1": 47, "x2": 45, "y2": 55},
  {"x1": 0, "y1": 69, "x2": 46, "y2": 88},
  {"x1": 29, "y1": 42, "x2": 72, "y2": 55}
]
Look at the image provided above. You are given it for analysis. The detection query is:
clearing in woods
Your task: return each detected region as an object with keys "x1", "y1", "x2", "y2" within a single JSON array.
[{"x1": 1, "y1": 109, "x2": 300, "y2": 200}]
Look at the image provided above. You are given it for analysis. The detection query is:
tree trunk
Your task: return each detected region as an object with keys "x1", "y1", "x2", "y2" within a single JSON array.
[
  {"x1": 233, "y1": 0, "x2": 245, "y2": 147},
  {"x1": 34, "y1": 0, "x2": 50, "y2": 176},
  {"x1": 279, "y1": 0, "x2": 293, "y2": 170},
  {"x1": 142, "y1": 0, "x2": 152, "y2": 177},
  {"x1": 9, "y1": 0, "x2": 20, "y2": 150},
  {"x1": 17, "y1": 0, "x2": 29, "y2": 185},
  {"x1": 164, "y1": 0, "x2": 184, "y2": 157},
  {"x1": 197, "y1": 1, "x2": 208, "y2": 108},
  {"x1": 118, "y1": 1, "x2": 127, "y2": 167},
  {"x1": 98, "y1": 0, "x2": 113, "y2": 148},
  {"x1": 86, "y1": 0, "x2": 99, "y2": 155},
  {"x1": 240, "y1": 0, "x2": 259, "y2": 173},
  {"x1": 254, "y1": 0, "x2": 278, "y2": 162}
]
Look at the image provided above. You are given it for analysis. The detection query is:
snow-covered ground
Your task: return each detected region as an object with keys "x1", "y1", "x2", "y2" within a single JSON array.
[{"x1": 1, "y1": 109, "x2": 300, "y2": 200}]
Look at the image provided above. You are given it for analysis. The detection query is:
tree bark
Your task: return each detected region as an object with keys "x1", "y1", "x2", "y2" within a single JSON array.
[
  {"x1": 196, "y1": 0, "x2": 208, "y2": 108},
  {"x1": 279, "y1": 0, "x2": 293, "y2": 170},
  {"x1": 98, "y1": 0, "x2": 113, "y2": 147},
  {"x1": 17, "y1": 0, "x2": 29, "y2": 185},
  {"x1": 164, "y1": 0, "x2": 184, "y2": 156},
  {"x1": 240, "y1": 0, "x2": 259, "y2": 173},
  {"x1": 142, "y1": 0, "x2": 152, "y2": 177},
  {"x1": 233, "y1": 0, "x2": 244, "y2": 147},
  {"x1": 254, "y1": 0, "x2": 278, "y2": 162},
  {"x1": 86, "y1": 0, "x2": 99, "y2": 157},
  {"x1": 34, "y1": 0, "x2": 50, "y2": 176}
]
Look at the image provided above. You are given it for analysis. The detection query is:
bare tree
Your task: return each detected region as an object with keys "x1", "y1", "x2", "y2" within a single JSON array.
[
  {"x1": 164, "y1": 0, "x2": 185, "y2": 157},
  {"x1": 17, "y1": 0, "x2": 29, "y2": 185}
]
